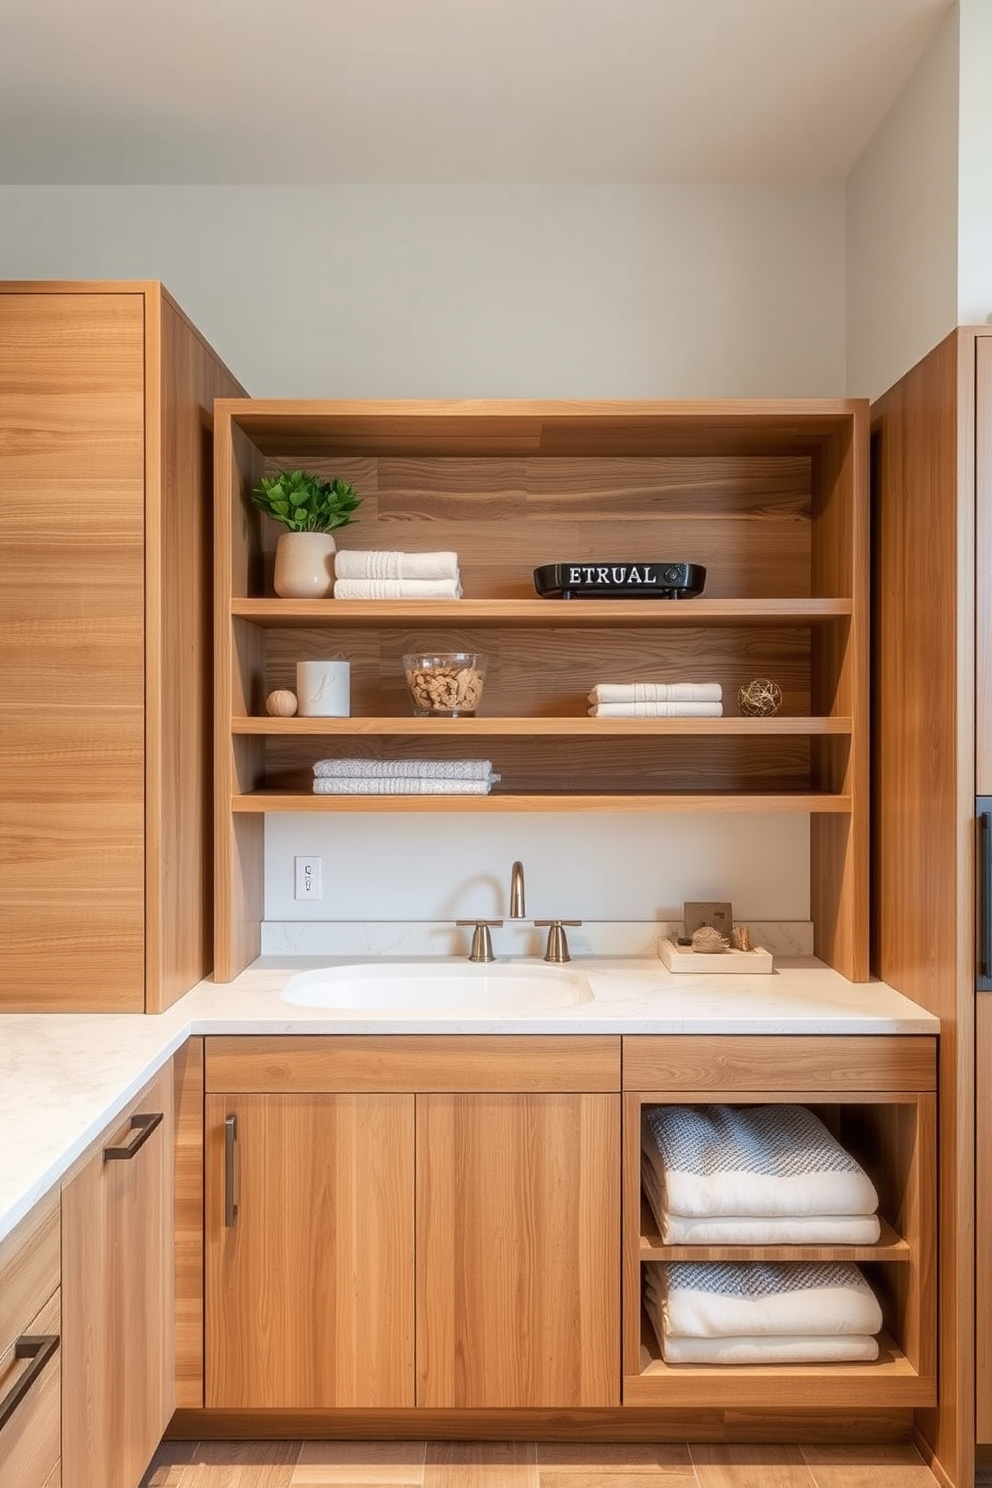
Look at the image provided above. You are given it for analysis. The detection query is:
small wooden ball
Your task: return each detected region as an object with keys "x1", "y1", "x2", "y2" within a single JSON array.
[
  {"x1": 266, "y1": 688, "x2": 298, "y2": 717},
  {"x1": 738, "y1": 679, "x2": 783, "y2": 717}
]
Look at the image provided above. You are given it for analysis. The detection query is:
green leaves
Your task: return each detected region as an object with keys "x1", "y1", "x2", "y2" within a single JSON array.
[{"x1": 250, "y1": 469, "x2": 364, "y2": 532}]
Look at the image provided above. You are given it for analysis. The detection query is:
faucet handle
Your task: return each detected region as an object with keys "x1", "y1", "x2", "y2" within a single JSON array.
[
  {"x1": 534, "y1": 919, "x2": 582, "y2": 964},
  {"x1": 456, "y1": 919, "x2": 504, "y2": 964}
]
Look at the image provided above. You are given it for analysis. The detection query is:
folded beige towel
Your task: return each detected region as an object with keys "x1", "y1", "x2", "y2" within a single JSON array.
[
  {"x1": 589, "y1": 683, "x2": 722, "y2": 704},
  {"x1": 313, "y1": 775, "x2": 497, "y2": 795},
  {"x1": 588, "y1": 702, "x2": 724, "y2": 718},
  {"x1": 335, "y1": 550, "x2": 459, "y2": 581},
  {"x1": 333, "y1": 578, "x2": 462, "y2": 599}
]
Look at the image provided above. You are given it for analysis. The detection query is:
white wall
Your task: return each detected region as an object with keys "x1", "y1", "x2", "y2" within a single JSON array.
[
  {"x1": 845, "y1": 5, "x2": 959, "y2": 401},
  {"x1": 0, "y1": 183, "x2": 846, "y2": 924},
  {"x1": 958, "y1": 0, "x2": 992, "y2": 324}
]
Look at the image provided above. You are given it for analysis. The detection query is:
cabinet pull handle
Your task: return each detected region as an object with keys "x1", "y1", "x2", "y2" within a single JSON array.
[
  {"x1": 980, "y1": 811, "x2": 992, "y2": 981},
  {"x1": 0, "y1": 1334, "x2": 59, "y2": 1432},
  {"x1": 103, "y1": 1111, "x2": 163, "y2": 1161},
  {"x1": 225, "y1": 1113, "x2": 239, "y2": 1227}
]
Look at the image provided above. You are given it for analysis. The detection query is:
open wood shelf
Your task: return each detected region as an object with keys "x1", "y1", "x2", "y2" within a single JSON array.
[
  {"x1": 232, "y1": 597, "x2": 854, "y2": 628},
  {"x1": 638, "y1": 1198, "x2": 910, "y2": 1262},
  {"x1": 231, "y1": 790, "x2": 854, "y2": 815},
  {"x1": 233, "y1": 715, "x2": 853, "y2": 738},
  {"x1": 625, "y1": 1315, "x2": 934, "y2": 1409}
]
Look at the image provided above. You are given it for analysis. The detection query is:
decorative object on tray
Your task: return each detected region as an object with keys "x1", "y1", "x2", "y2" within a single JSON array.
[
  {"x1": 533, "y1": 561, "x2": 705, "y2": 600},
  {"x1": 403, "y1": 653, "x2": 486, "y2": 717},
  {"x1": 737, "y1": 678, "x2": 783, "y2": 716},
  {"x1": 658, "y1": 936, "x2": 774, "y2": 973},
  {"x1": 587, "y1": 682, "x2": 722, "y2": 718},
  {"x1": 312, "y1": 757, "x2": 499, "y2": 795},
  {"x1": 251, "y1": 468, "x2": 363, "y2": 599},
  {"x1": 334, "y1": 549, "x2": 462, "y2": 599},
  {"x1": 296, "y1": 659, "x2": 350, "y2": 717},
  {"x1": 265, "y1": 688, "x2": 298, "y2": 717},
  {"x1": 690, "y1": 925, "x2": 728, "y2": 953}
]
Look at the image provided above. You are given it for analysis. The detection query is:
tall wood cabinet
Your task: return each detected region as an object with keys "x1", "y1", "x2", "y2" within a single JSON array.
[
  {"x1": 0, "y1": 282, "x2": 244, "y2": 1012},
  {"x1": 871, "y1": 327, "x2": 992, "y2": 1488}
]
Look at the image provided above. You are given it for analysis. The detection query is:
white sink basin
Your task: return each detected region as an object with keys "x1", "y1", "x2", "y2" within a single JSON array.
[{"x1": 280, "y1": 960, "x2": 594, "y2": 1013}]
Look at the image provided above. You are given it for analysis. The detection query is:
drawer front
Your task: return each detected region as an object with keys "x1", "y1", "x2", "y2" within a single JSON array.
[
  {"x1": 0, "y1": 1190, "x2": 59, "y2": 1358},
  {"x1": 206, "y1": 1035, "x2": 621, "y2": 1093},
  {"x1": 622, "y1": 1035, "x2": 937, "y2": 1092},
  {"x1": 0, "y1": 1289, "x2": 60, "y2": 1488}
]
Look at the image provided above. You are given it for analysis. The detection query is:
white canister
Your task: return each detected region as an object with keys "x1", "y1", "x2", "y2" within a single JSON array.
[{"x1": 296, "y1": 659, "x2": 351, "y2": 717}]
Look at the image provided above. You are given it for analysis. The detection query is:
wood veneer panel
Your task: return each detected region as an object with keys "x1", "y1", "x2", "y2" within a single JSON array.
[
  {"x1": 146, "y1": 292, "x2": 246, "y2": 1012},
  {"x1": 416, "y1": 1093, "x2": 620, "y2": 1408},
  {"x1": 233, "y1": 790, "x2": 852, "y2": 814},
  {"x1": 871, "y1": 330, "x2": 979, "y2": 1488},
  {"x1": 205, "y1": 1035, "x2": 620, "y2": 1094},
  {"x1": 978, "y1": 995, "x2": 992, "y2": 1442},
  {"x1": 622, "y1": 1036, "x2": 936, "y2": 1092},
  {"x1": 0, "y1": 1188, "x2": 59, "y2": 1358},
  {"x1": 174, "y1": 1037, "x2": 204, "y2": 1409},
  {"x1": 0, "y1": 290, "x2": 145, "y2": 1010},
  {"x1": 62, "y1": 1063, "x2": 175, "y2": 1488},
  {"x1": 234, "y1": 597, "x2": 853, "y2": 626},
  {"x1": 0, "y1": 1289, "x2": 61, "y2": 1488},
  {"x1": 977, "y1": 337, "x2": 992, "y2": 794},
  {"x1": 205, "y1": 1093, "x2": 415, "y2": 1409}
]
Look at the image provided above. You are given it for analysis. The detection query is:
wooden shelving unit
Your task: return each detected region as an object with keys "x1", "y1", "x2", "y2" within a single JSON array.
[
  {"x1": 620, "y1": 1038, "x2": 938, "y2": 1413},
  {"x1": 214, "y1": 398, "x2": 868, "y2": 981}
]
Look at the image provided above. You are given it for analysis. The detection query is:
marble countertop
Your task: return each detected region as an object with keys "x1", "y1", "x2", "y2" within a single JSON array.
[{"x1": 0, "y1": 954, "x2": 938, "y2": 1245}]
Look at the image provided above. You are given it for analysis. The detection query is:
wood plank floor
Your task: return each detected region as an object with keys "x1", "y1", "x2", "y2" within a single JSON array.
[{"x1": 141, "y1": 1439, "x2": 941, "y2": 1488}]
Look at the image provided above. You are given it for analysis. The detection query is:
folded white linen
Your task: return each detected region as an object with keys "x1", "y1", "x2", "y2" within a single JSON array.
[
  {"x1": 640, "y1": 1145, "x2": 881, "y2": 1245},
  {"x1": 642, "y1": 1105, "x2": 879, "y2": 1218},
  {"x1": 313, "y1": 758, "x2": 495, "y2": 781},
  {"x1": 312, "y1": 776, "x2": 497, "y2": 795},
  {"x1": 588, "y1": 702, "x2": 724, "y2": 718},
  {"x1": 644, "y1": 1261, "x2": 883, "y2": 1339},
  {"x1": 334, "y1": 549, "x2": 460, "y2": 581},
  {"x1": 333, "y1": 578, "x2": 462, "y2": 599},
  {"x1": 589, "y1": 683, "x2": 722, "y2": 704},
  {"x1": 658, "y1": 1332, "x2": 880, "y2": 1364}
]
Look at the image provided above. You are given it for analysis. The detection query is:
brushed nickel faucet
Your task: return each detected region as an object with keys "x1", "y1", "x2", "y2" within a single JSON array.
[
  {"x1": 535, "y1": 919, "x2": 582, "y2": 964},
  {"x1": 509, "y1": 860, "x2": 526, "y2": 919},
  {"x1": 456, "y1": 919, "x2": 503, "y2": 963}
]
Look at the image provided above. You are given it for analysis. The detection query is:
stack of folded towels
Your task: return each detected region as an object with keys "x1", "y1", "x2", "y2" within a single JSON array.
[
  {"x1": 643, "y1": 1260, "x2": 884, "y2": 1364},
  {"x1": 333, "y1": 550, "x2": 462, "y2": 600},
  {"x1": 312, "y1": 758, "x2": 499, "y2": 795},
  {"x1": 587, "y1": 682, "x2": 722, "y2": 718},
  {"x1": 640, "y1": 1104, "x2": 884, "y2": 1364}
]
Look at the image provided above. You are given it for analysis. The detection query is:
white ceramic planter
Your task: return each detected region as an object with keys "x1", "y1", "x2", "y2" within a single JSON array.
[{"x1": 273, "y1": 531, "x2": 336, "y2": 598}]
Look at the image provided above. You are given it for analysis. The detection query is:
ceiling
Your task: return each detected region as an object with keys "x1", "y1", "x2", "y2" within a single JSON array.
[{"x1": 0, "y1": 0, "x2": 953, "y2": 185}]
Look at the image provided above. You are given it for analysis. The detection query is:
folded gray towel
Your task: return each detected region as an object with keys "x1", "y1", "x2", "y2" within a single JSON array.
[
  {"x1": 313, "y1": 775, "x2": 498, "y2": 795},
  {"x1": 313, "y1": 758, "x2": 495, "y2": 780}
]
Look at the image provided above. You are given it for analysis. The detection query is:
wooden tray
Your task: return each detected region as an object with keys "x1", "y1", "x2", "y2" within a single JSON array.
[{"x1": 657, "y1": 936, "x2": 774, "y2": 974}]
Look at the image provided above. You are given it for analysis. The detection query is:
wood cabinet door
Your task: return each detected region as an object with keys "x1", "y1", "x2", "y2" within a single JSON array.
[
  {"x1": 205, "y1": 1093, "x2": 415, "y2": 1409},
  {"x1": 0, "y1": 290, "x2": 146, "y2": 1011},
  {"x1": 416, "y1": 1092, "x2": 620, "y2": 1408},
  {"x1": 61, "y1": 1064, "x2": 174, "y2": 1488}
]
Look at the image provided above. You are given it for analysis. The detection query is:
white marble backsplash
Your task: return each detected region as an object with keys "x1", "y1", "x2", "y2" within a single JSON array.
[{"x1": 261, "y1": 918, "x2": 815, "y2": 958}]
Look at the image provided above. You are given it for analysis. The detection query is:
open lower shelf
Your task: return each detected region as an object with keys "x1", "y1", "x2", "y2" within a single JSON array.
[
  {"x1": 230, "y1": 790, "x2": 854, "y2": 814},
  {"x1": 232, "y1": 597, "x2": 855, "y2": 628},
  {"x1": 624, "y1": 1316, "x2": 934, "y2": 1409},
  {"x1": 638, "y1": 1199, "x2": 910, "y2": 1262},
  {"x1": 233, "y1": 716, "x2": 853, "y2": 737}
]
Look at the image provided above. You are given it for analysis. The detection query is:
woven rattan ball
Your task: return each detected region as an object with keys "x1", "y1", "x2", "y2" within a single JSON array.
[
  {"x1": 738, "y1": 678, "x2": 783, "y2": 717},
  {"x1": 266, "y1": 688, "x2": 298, "y2": 717}
]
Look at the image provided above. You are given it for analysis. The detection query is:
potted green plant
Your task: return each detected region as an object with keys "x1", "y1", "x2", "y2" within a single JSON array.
[{"x1": 251, "y1": 469, "x2": 363, "y2": 598}]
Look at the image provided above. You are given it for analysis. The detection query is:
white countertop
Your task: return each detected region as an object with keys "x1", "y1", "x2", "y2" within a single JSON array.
[{"x1": 0, "y1": 955, "x2": 938, "y2": 1246}]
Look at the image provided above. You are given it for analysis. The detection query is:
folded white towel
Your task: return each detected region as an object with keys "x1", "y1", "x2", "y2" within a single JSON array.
[
  {"x1": 312, "y1": 775, "x2": 498, "y2": 795},
  {"x1": 645, "y1": 1261, "x2": 883, "y2": 1339},
  {"x1": 657, "y1": 1332, "x2": 880, "y2": 1364},
  {"x1": 333, "y1": 578, "x2": 463, "y2": 600},
  {"x1": 588, "y1": 702, "x2": 724, "y2": 718},
  {"x1": 334, "y1": 550, "x2": 460, "y2": 581},
  {"x1": 589, "y1": 683, "x2": 723, "y2": 704},
  {"x1": 642, "y1": 1105, "x2": 879, "y2": 1219},
  {"x1": 313, "y1": 758, "x2": 495, "y2": 781}
]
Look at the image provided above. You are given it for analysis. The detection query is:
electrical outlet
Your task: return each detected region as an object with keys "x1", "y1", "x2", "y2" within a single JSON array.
[{"x1": 295, "y1": 856, "x2": 322, "y2": 900}]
